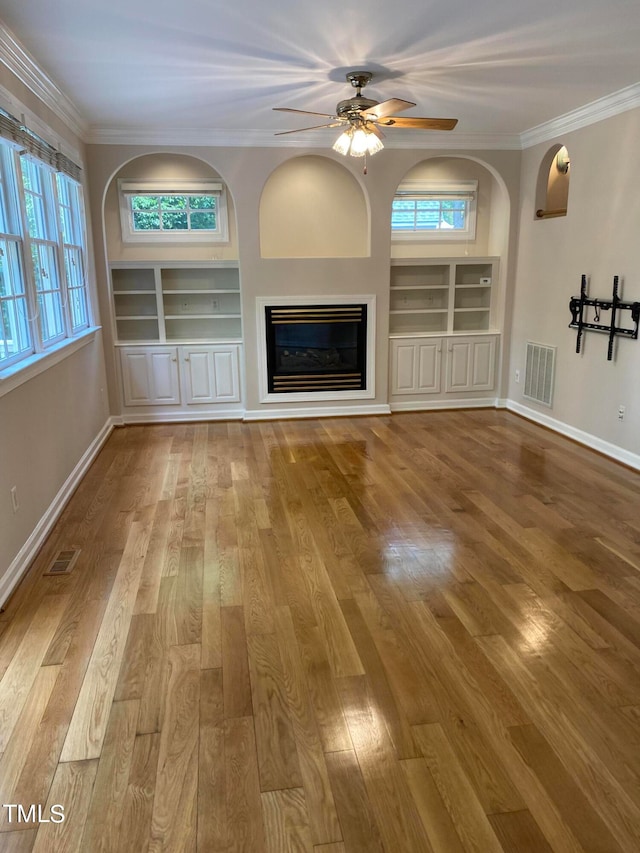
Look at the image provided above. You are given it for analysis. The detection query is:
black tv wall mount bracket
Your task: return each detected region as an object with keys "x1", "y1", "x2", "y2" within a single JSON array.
[{"x1": 569, "y1": 275, "x2": 640, "y2": 360}]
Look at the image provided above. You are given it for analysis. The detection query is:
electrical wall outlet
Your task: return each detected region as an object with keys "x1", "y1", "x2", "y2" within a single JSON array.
[
  {"x1": 515, "y1": 369, "x2": 520, "y2": 383},
  {"x1": 618, "y1": 405, "x2": 626, "y2": 420},
  {"x1": 10, "y1": 486, "x2": 19, "y2": 513}
]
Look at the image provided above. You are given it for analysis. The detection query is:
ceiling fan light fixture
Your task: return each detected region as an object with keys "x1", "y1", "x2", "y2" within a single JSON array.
[
  {"x1": 332, "y1": 129, "x2": 352, "y2": 155},
  {"x1": 333, "y1": 126, "x2": 384, "y2": 158},
  {"x1": 349, "y1": 128, "x2": 369, "y2": 157},
  {"x1": 366, "y1": 133, "x2": 384, "y2": 155}
]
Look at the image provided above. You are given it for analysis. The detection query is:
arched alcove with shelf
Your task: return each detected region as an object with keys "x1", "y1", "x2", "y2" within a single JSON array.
[
  {"x1": 535, "y1": 145, "x2": 570, "y2": 219},
  {"x1": 390, "y1": 156, "x2": 503, "y2": 259},
  {"x1": 103, "y1": 152, "x2": 239, "y2": 262},
  {"x1": 259, "y1": 155, "x2": 369, "y2": 258}
]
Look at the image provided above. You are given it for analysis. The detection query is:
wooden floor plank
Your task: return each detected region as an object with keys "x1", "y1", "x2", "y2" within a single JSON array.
[
  {"x1": 197, "y1": 669, "x2": 226, "y2": 853},
  {"x1": 0, "y1": 664, "x2": 60, "y2": 830},
  {"x1": 60, "y1": 516, "x2": 153, "y2": 761},
  {"x1": 247, "y1": 631, "x2": 302, "y2": 792},
  {"x1": 31, "y1": 759, "x2": 99, "y2": 853},
  {"x1": 412, "y1": 723, "x2": 504, "y2": 853},
  {"x1": 273, "y1": 606, "x2": 341, "y2": 846},
  {"x1": 225, "y1": 716, "x2": 267, "y2": 852},
  {"x1": 0, "y1": 595, "x2": 68, "y2": 752},
  {"x1": 221, "y1": 606, "x2": 253, "y2": 719},
  {"x1": 117, "y1": 732, "x2": 160, "y2": 853},
  {"x1": 81, "y1": 699, "x2": 139, "y2": 852},
  {"x1": 261, "y1": 787, "x2": 314, "y2": 853},
  {"x1": 149, "y1": 644, "x2": 200, "y2": 853}
]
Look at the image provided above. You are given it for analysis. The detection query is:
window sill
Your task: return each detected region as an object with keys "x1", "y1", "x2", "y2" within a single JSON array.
[
  {"x1": 0, "y1": 326, "x2": 101, "y2": 400},
  {"x1": 392, "y1": 232, "x2": 476, "y2": 242}
]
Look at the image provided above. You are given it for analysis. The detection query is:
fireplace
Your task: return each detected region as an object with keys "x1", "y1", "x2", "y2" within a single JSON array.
[{"x1": 265, "y1": 304, "x2": 367, "y2": 393}]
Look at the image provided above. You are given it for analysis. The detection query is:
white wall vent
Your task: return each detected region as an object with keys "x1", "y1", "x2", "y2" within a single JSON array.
[{"x1": 524, "y1": 342, "x2": 556, "y2": 407}]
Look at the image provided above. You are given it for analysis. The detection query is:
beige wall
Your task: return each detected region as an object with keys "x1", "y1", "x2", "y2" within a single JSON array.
[
  {"x1": 259, "y1": 155, "x2": 369, "y2": 257},
  {"x1": 510, "y1": 107, "x2": 640, "y2": 457},
  {"x1": 0, "y1": 68, "x2": 110, "y2": 586}
]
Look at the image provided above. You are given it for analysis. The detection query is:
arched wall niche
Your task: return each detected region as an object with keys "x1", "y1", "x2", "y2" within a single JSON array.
[
  {"x1": 390, "y1": 155, "x2": 509, "y2": 260},
  {"x1": 103, "y1": 152, "x2": 239, "y2": 262},
  {"x1": 535, "y1": 144, "x2": 570, "y2": 220},
  {"x1": 259, "y1": 155, "x2": 369, "y2": 258}
]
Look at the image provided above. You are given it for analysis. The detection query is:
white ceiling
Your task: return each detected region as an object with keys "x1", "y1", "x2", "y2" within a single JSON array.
[{"x1": 2, "y1": 0, "x2": 640, "y2": 145}]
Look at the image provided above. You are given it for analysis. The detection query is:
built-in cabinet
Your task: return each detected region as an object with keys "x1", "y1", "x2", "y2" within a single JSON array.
[
  {"x1": 390, "y1": 335, "x2": 497, "y2": 396},
  {"x1": 389, "y1": 258, "x2": 500, "y2": 407},
  {"x1": 119, "y1": 344, "x2": 241, "y2": 408},
  {"x1": 110, "y1": 261, "x2": 243, "y2": 418}
]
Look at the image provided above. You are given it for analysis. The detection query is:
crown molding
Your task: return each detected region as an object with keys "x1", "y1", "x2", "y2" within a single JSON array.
[
  {"x1": 520, "y1": 81, "x2": 640, "y2": 148},
  {"x1": 0, "y1": 21, "x2": 88, "y2": 140},
  {"x1": 87, "y1": 124, "x2": 522, "y2": 150}
]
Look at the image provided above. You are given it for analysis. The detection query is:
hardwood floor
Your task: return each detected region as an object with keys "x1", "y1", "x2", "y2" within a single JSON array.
[{"x1": 1, "y1": 409, "x2": 640, "y2": 851}]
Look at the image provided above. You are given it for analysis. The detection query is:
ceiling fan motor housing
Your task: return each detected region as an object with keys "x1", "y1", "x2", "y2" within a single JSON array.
[{"x1": 336, "y1": 96, "x2": 379, "y2": 119}]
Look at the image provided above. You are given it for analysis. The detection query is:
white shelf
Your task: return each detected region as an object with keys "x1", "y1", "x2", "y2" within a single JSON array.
[
  {"x1": 162, "y1": 288, "x2": 239, "y2": 294},
  {"x1": 390, "y1": 309, "x2": 448, "y2": 315},
  {"x1": 116, "y1": 314, "x2": 159, "y2": 320},
  {"x1": 164, "y1": 314, "x2": 241, "y2": 320},
  {"x1": 390, "y1": 284, "x2": 448, "y2": 291}
]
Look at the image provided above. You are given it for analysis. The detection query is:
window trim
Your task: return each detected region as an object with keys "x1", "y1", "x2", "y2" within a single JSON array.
[
  {"x1": 391, "y1": 180, "x2": 478, "y2": 242},
  {"x1": 118, "y1": 179, "x2": 229, "y2": 244}
]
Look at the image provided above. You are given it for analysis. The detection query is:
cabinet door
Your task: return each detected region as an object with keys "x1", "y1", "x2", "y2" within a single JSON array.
[
  {"x1": 120, "y1": 347, "x2": 180, "y2": 406},
  {"x1": 445, "y1": 337, "x2": 496, "y2": 392},
  {"x1": 180, "y1": 345, "x2": 240, "y2": 404},
  {"x1": 390, "y1": 340, "x2": 441, "y2": 395}
]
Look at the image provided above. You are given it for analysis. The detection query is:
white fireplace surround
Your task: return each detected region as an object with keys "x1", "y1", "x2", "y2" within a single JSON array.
[{"x1": 256, "y1": 294, "x2": 376, "y2": 404}]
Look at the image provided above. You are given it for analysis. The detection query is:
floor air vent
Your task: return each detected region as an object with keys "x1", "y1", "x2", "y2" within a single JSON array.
[
  {"x1": 524, "y1": 342, "x2": 556, "y2": 407},
  {"x1": 43, "y1": 549, "x2": 80, "y2": 576}
]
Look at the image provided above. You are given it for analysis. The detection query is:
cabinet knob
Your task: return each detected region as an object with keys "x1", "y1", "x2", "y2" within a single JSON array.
[
  {"x1": 185, "y1": 356, "x2": 190, "y2": 361},
  {"x1": 171, "y1": 356, "x2": 177, "y2": 362}
]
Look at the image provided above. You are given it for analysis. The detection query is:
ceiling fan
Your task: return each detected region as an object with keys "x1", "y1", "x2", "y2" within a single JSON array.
[{"x1": 273, "y1": 71, "x2": 458, "y2": 161}]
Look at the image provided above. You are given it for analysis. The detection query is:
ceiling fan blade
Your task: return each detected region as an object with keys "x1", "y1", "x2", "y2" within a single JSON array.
[
  {"x1": 361, "y1": 98, "x2": 416, "y2": 120},
  {"x1": 274, "y1": 122, "x2": 344, "y2": 136},
  {"x1": 377, "y1": 116, "x2": 458, "y2": 130},
  {"x1": 273, "y1": 107, "x2": 337, "y2": 119},
  {"x1": 366, "y1": 122, "x2": 385, "y2": 140}
]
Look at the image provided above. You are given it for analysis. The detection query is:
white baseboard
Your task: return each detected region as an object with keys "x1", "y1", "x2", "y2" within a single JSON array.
[
  {"x1": 119, "y1": 410, "x2": 244, "y2": 424},
  {"x1": 390, "y1": 397, "x2": 499, "y2": 413},
  {"x1": 243, "y1": 403, "x2": 391, "y2": 422},
  {"x1": 0, "y1": 417, "x2": 116, "y2": 608},
  {"x1": 506, "y1": 399, "x2": 640, "y2": 471}
]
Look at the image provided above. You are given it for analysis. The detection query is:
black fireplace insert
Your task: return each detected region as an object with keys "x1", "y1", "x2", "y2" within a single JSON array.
[{"x1": 265, "y1": 304, "x2": 367, "y2": 393}]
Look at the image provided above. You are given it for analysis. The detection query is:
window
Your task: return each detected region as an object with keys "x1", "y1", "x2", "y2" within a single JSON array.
[
  {"x1": 119, "y1": 180, "x2": 228, "y2": 243},
  {"x1": 0, "y1": 147, "x2": 31, "y2": 367},
  {"x1": 391, "y1": 180, "x2": 478, "y2": 241},
  {"x1": 0, "y1": 113, "x2": 91, "y2": 374}
]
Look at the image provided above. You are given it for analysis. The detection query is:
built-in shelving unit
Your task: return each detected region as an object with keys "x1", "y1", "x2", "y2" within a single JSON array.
[
  {"x1": 388, "y1": 257, "x2": 500, "y2": 408},
  {"x1": 110, "y1": 261, "x2": 242, "y2": 343},
  {"x1": 389, "y1": 257, "x2": 497, "y2": 336}
]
